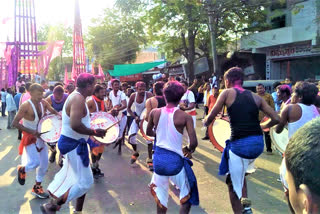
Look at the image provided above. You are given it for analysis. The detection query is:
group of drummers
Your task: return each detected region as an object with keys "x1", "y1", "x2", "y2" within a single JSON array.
[{"x1": 10, "y1": 66, "x2": 320, "y2": 214}]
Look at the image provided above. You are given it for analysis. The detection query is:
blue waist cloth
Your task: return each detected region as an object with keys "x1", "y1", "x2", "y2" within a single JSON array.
[
  {"x1": 87, "y1": 137, "x2": 99, "y2": 149},
  {"x1": 58, "y1": 135, "x2": 89, "y2": 167},
  {"x1": 219, "y1": 135, "x2": 264, "y2": 176},
  {"x1": 153, "y1": 146, "x2": 199, "y2": 206}
]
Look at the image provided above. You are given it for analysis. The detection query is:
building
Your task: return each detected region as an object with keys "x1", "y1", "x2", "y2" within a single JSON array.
[{"x1": 240, "y1": 0, "x2": 320, "y2": 81}]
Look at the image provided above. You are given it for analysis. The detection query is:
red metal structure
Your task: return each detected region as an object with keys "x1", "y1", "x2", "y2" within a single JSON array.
[{"x1": 72, "y1": 0, "x2": 86, "y2": 80}]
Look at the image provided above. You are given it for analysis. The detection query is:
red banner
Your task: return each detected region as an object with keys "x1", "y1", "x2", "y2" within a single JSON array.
[{"x1": 120, "y1": 73, "x2": 143, "y2": 82}]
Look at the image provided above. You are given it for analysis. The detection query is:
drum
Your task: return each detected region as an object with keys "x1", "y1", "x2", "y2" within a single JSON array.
[
  {"x1": 208, "y1": 117, "x2": 231, "y2": 152},
  {"x1": 38, "y1": 114, "x2": 62, "y2": 143},
  {"x1": 139, "y1": 108, "x2": 154, "y2": 141},
  {"x1": 260, "y1": 116, "x2": 270, "y2": 132},
  {"x1": 90, "y1": 112, "x2": 119, "y2": 144},
  {"x1": 270, "y1": 126, "x2": 288, "y2": 155}
]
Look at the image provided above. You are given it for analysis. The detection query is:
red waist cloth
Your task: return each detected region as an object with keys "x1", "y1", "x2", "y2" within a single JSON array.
[{"x1": 18, "y1": 131, "x2": 37, "y2": 155}]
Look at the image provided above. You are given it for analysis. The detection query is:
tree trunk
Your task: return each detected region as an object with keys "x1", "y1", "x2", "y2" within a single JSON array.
[
  {"x1": 208, "y1": 13, "x2": 220, "y2": 87},
  {"x1": 187, "y1": 31, "x2": 196, "y2": 81}
]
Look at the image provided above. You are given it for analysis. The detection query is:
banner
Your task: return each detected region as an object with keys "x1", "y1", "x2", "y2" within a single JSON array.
[{"x1": 120, "y1": 73, "x2": 143, "y2": 82}]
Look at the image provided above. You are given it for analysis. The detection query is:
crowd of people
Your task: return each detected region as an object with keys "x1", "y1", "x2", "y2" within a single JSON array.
[{"x1": 0, "y1": 67, "x2": 319, "y2": 214}]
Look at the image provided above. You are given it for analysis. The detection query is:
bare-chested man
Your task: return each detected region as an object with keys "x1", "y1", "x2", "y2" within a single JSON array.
[
  {"x1": 204, "y1": 67, "x2": 279, "y2": 214},
  {"x1": 12, "y1": 83, "x2": 59, "y2": 199},
  {"x1": 41, "y1": 73, "x2": 106, "y2": 213},
  {"x1": 147, "y1": 81, "x2": 198, "y2": 214},
  {"x1": 127, "y1": 82, "x2": 153, "y2": 165}
]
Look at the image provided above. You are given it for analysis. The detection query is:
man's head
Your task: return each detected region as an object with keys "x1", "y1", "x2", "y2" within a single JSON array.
[
  {"x1": 41, "y1": 80, "x2": 48, "y2": 89},
  {"x1": 19, "y1": 86, "x2": 25, "y2": 94},
  {"x1": 285, "y1": 117, "x2": 320, "y2": 213},
  {"x1": 49, "y1": 85, "x2": 54, "y2": 92},
  {"x1": 29, "y1": 83, "x2": 44, "y2": 103},
  {"x1": 256, "y1": 83, "x2": 265, "y2": 95},
  {"x1": 163, "y1": 81, "x2": 184, "y2": 105},
  {"x1": 121, "y1": 82, "x2": 128, "y2": 91},
  {"x1": 273, "y1": 81, "x2": 281, "y2": 91},
  {"x1": 76, "y1": 73, "x2": 96, "y2": 96},
  {"x1": 292, "y1": 81, "x2": 318, "y2": 105},
  {"x1": 53, "y1": 85, "x2": 65, "y2": 102},
  {"x1": 66, "y1": 84, "x2": 75, "y2": 94},
  {"x1": 7, "y1": 88, "x2": 12, "y2": 94},
  {"x1": 206, "y1": 83, "x2": 211, "y2": 91},
  {"x1": 111, "y1": 79, "x2": 120, "y2": 91},
  {"x1": 54, "y1": 82, "x2": 64, "y2": 88},
  {"x1": 126, "y1": 88, "x2": 134, "y2": 97},
  {"x1": 25, "y1": 82, "x2": 32, "y2": 92},
  {"x1": 213, "y1": 87, "x2": 219, "y2": 97},
  {"x1": 224, "y1": 67, "x2": 244, "y2": 88},
  {"x1": 276, "y1": 84, "x2": 291, "y2": 102},
  {"x1": 180, "y1": 80, "x2": 189, "y2": 93},
  {"x1": 209, "y1": 78, "x2": 213, "y2": 84},
  {"x1": 1, "y1": 88, "x2": 4, "y2": 92},
  {"x1": 135, "y1": 81, "x2": 146, "y2": 95},
  {"x1": 93, "y1": 84, "x2": 105, "y2": 100},
  {"x1": 153, "y1": 81, "x2": 164, "y2": 96}
]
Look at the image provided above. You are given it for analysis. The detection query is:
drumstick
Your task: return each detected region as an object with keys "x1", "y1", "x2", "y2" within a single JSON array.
[
  {"x1": 105, "y1": 120, "x2": 121, "y2": 131},
  {"x1": 40, "y1": 130, "x2": 50, "y2": 135}
]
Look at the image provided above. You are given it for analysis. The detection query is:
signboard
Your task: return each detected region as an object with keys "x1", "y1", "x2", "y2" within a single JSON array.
[
  {"x1": 267, "y1": 43, "x2": 318, "y2": 59},
  {"x1": 120, "y1": 73, "x2": 143, "y2": 82},
  {"x1": 194, "y1": 57, "x2": 209, "y2": 75}
]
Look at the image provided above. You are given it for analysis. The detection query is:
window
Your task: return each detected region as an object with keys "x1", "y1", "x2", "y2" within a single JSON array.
[{"x1": 271, "y1": 15, "x2": 286, "y2": 28}]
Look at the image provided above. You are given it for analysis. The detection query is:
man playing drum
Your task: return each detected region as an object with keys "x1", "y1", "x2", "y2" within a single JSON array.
[
  {"x1": 127, "y1": 82, "x2": 153, "y2": 165},
  {"x1": 45, "y1": 85, "x2": 68, "y2": 165},
  {"x1": 41, "y1": 74, "x2": 106, "y2": 213},
  {"x1": 87, "y1": 84, "x2": 116, "y2": 178},
  {"x1": 109, "y1": 79, "x2": 127, "y2": 147},
  {"x1": 204, "y1": 67, "x2": 279, "y2": 214},
  {"x1": 147, "y1": 81, "x2": 199, "y2": 214},
  {"x1": 276, "y1": 81, "x2": 320, "y2": 213},
  {"x1": 12, "y1": 83, "x2": 59, "y2": 199}
]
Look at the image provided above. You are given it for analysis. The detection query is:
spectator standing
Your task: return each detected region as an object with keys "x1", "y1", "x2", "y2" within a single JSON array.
[
  {"x1": 5, "y1": 88, "x2": 17, "y2": 129},
  {"x1": 1, "y1": 88, "x2": 7, "y2": 116},
  {"x1": 14, "y1": 86, "x2": 25, "y2": 110},
  {"x1": 34, "y1": 72, "x2": 41, "y2": 84},
  {"x1": 256, "y1": 83, "x2": 275, "y2": 154},
  {"x1": 271, "y1": 82, "x2": 281, "y2": 112},
  {"x1": 44, "y1": 85, "x2": 54, "y2": 98},
  {"x1": 16, "y1": 78, "x2": 25, "y2": 92}
]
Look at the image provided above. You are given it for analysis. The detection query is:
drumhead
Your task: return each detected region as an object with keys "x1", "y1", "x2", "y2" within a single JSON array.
[
  {"x1": 208, "y1": 118, "x2": 231, "y2": 152},
  {"x1": 270, "y1": 127, "x2": 288, "y2": 154},
  {"x1": 139, "y1": 108, "x2": 154, "y2": 141},
  {"x1": 90, "y1": 112, "x2": 120, "y2": 144},
  {"x1": 38, "y1": 114, "x2": 62, "y2": 143}
]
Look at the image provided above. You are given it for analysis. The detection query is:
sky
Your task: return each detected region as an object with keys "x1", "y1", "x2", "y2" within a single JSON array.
[{"x1": 0, "y1": 0, "x2": 115, "y2": 42}]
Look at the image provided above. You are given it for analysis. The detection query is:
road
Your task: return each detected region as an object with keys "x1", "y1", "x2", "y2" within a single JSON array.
[{"x1": 0, "y1": 112, "x2": 289, "y2": 214}]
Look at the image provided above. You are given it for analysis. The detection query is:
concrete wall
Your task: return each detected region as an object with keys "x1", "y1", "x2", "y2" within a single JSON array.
[{"x1": 240, "y1": 0, "x2": 318, "y2": 50}]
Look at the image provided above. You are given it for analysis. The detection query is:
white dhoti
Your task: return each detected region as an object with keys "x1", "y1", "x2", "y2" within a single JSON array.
[
  {"x1": 47, "y1": 148, "x2": 93, "y2": 203},
  {"x1": 118, "y1": 115, "x2": 127, "y2": 139},
  {"x1": 228, "y1": 150, "x2": 256, "y2": 199},
  {"x1": 149, "y1": 168, "x2": 190, "y2": 208},
  {"x1": 128, "y1": 121, "x2": 152, "y2": 145},
  {"x1": 21, "y1": 138, "x2": 48, "y2": 182}
]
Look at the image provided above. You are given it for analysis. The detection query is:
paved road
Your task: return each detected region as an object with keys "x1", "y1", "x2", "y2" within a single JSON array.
[{"x1": 0, "y1": 112, "x2": 289, "y2": 214}]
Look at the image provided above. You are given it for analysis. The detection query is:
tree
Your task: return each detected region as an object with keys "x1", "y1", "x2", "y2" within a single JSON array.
[
  {"x1": 116, "y1": 0, "x2": 268, "y2": 81},
  {"x1": 85, "y1": 8, "x2": 146, "y2": 71},
  {"x1": 37, "y1": 24, "x2": 73, "y2": 80}
]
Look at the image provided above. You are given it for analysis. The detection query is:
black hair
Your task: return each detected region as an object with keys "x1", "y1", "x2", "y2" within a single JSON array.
[
  {"x1": 293, "y1": 81, "x2": 318, "y2": 105},
  {"x1": 25, "y1": 82, "x2": 32, "y2": 91},
  {"x1": 163, "y1": 81, "x2": 185, "y2": 104},
  {"x1": 180, "y1": 80, "x2": 188, "y2": 86},
  {"x1": 1, "y1": 88, "x2": 4, "y2": 92},
  {"x1": 154, "y1": 81, "x2": 164, "y2": 96},
  {"x1": 19, "y1": 86, "x2": 25, "y2": 93},
  {"x1": 49, "y1": 85, "x2": 54, "y2": 91},
  {"x1": 273, "y1": 81, "x2": 281, "y2": 90},
  {"x1": 286, "y1": 117, "x2": 320, "y2": 197},
  {"x1": 256, "y1": 83, "x2": 264, "y2": 88},
  {"x1": 94, "y1": 84, "x2": 105, "y2": 95},
  {"x1": 224, "y1": 67, "x2": 244, "y2": 85}
]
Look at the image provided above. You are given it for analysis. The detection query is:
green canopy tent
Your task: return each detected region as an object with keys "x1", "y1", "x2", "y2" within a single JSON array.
[{"x1": 108, "y1": 61, "x2": 166, "y2": 77}]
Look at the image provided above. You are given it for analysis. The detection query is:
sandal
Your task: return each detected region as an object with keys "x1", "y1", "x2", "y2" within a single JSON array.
[
  {"x1": 17, "y1": 165, "x2": 26, "y2": 185},
  {"x1": 146, "y1": 158, "x2": 153, "y2": 171},
  {"x1": 130, "y1": 152, "x2": 139, "y2": 164}
]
